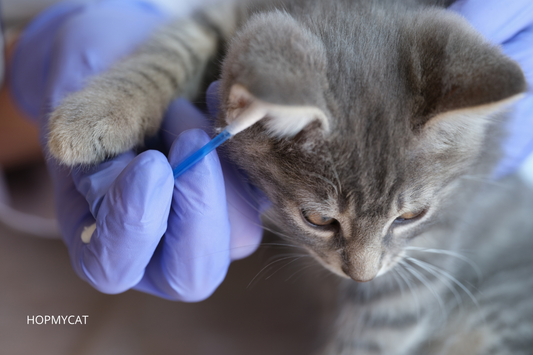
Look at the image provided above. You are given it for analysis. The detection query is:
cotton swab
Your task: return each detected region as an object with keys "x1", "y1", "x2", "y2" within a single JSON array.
[
  {"x1": 172, "y1": 101, "x2": 267, "y2": 178},
  {"x1": 172, "y1": 83, "x2": 328, "y2": 178}
]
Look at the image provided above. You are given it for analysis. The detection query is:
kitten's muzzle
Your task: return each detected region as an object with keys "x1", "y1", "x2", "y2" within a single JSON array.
[
  {"x1": 341, "y1": 245, "x2": 382, "y2": 283},
  {"x1": 342, "y1": 265, "x2": 379, "y2": 283}
]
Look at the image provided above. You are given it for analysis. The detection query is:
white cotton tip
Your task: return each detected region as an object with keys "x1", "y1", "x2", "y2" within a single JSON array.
[
  {"x1": 81, "y1": 223, "x2": 96, "y2": 244},
  {"x1": 225, "y1": 102, "x2": 268, "y2": 135},
  {"x1": 262, "y1": 105, "x2": 329, "y2": 137},
  {"x1": 225, "y1": 84, "x2": 329, "y2": 138}
]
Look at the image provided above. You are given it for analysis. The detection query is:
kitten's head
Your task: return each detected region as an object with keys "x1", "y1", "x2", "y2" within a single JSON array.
[{"x1": 216, "y1": 5, "x2": 526, "y2": 282}]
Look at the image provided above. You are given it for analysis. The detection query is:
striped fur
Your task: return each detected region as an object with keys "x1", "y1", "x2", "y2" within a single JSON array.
[{"x1": 47, "y1": 0, "x2": 532, "y2": 354}]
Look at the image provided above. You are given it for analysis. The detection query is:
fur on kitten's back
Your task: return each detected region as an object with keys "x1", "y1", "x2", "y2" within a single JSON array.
[{"x1": 48, "y1": 0, "x2": 531, "y2": 354}]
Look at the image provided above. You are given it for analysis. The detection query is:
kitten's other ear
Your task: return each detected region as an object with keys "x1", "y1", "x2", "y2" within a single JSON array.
[
  {"x1": 408, "y1": 10, "x2": 527, "y2": 129},
  {"x1": 220, "y1": 10, "x2": 331, "y2": 138}
]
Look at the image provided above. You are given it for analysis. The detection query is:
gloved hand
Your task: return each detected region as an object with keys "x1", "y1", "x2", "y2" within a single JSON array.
[
  {"x1": 10, "y1": 0, "x2": 263, "y2": 301},
  {"x1": 450, "y1": 0, "x2": 533, "y2": 178}
]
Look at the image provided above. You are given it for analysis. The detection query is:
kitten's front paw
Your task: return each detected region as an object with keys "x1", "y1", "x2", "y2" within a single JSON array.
[{"x1": 48, "y1": 87, "x2": 154, "y2": 166}]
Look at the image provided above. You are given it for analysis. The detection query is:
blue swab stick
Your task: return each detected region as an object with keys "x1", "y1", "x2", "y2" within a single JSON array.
[
  {"x1": 172, "y1": 83, "x2": 327, "y2": 178},
  {"x1": 172, "y1": 93, "x2": 267, "y2": 179},
  {"x1": 172, "y1": 84, "x2": 330, "y2": 178},
  {"x1": 173, "y1": 129, "x2": 232, "y2": 178}
]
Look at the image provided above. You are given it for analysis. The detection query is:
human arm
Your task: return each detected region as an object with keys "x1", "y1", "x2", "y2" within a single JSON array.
[{"x1": 10, "y1": 0, "x2": 263, "y2": 300}]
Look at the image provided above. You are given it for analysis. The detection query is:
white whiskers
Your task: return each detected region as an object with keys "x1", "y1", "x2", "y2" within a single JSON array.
[
  {"x1": 405, "y1": 257, "x2": 481, "y2": 311},
  {"x1": 390, "y1": 268, "x2": 421, "y2": 320},
  {"x1": 399, "y1": 260, "x2": 447, "y2": 319},
  {"x1": 247, "y1": 253, "x2": 310, "y2": 289},
  {"x1": 405, "y1": 246, "x2": 482, "y2": 281}
]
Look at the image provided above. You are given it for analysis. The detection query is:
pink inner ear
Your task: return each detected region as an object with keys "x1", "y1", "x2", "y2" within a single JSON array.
[{"x1": 226, "y1": 84, "x2": 255, "y2": 124}]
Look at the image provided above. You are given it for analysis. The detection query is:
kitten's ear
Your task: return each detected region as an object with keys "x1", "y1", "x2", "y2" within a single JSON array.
[
  {"x1": 225, "y1": 84, "x2": 329, "y2": 137},
  {"x1": 220, "y1": 10, "x2": 331, "y2": 138},
  {"x1": 409, "y1": 10, "x2": 527, "y2": 130}
]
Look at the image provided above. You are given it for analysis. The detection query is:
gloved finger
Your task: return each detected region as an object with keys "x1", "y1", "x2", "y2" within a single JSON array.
[
  {"x1": 48, "y1": 150, "x2": 135, "y2": 283},
  {"x1": 495, "y1": 27, "x2": 533, "y2": 177},
  {"x1": 502, "y1": 25, "x2": 533, "y2": 84},
  {"x1": 449, "y1": 0, "x2": 533, "y2": 44},
  {"x1": 220, "y1": 159, "x2": 265, "y2": 260},
  {"x1": 73, "y1": 150, "x2": 174, "y2": 294},
  {"x1": 491, "y1": 25, "x2": 533, "y2": 178},
  {"x1": 206, "y1": 81, "x2": 267, "y2": 259},
  {"x1": 161, "y1": 98, "x2": 212, "y2": 151},
  {"x1": 72, "y1": 151, "x2": 136, "y2": 218},
  {"x1": 206, "y1": 81, "x2": 222, "y2": 118},
  {"x1": 135, "y1": 129, "x2": 230, "y2": 301},
  {"x1": 161, "y1": 87, "x2": 264, "y2": 260}
]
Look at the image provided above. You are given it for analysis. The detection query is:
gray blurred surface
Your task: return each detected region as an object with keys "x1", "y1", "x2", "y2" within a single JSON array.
[{"x1": 0, "y1": 161, "x2": 336, "y2": 355}]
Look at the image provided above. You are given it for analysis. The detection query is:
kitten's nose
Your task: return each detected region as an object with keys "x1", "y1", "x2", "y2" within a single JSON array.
[
  {"x1": 342, "y1": 250, "x2": 382, "y2": 283},
  {"x1": 343, "y1": 266, "x2": 379, "y2": 283}
]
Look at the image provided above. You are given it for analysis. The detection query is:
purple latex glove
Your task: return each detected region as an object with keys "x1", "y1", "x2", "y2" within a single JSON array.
[
  {"x1": 10, "y1": 0, "x2": 263, "y2": 301},
  {"x1": 450, "y1": 0, "x2": 533, "y2": 178}
]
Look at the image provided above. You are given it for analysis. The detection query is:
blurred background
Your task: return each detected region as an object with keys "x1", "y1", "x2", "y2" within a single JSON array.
[{"x1": 0, "y1": 1, "x2": 337, "y2": 354}]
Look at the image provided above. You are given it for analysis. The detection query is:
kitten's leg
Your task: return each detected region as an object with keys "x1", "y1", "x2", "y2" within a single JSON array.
[{"x1": 48, "y1": 4, "x2": 238, "y2": 166}]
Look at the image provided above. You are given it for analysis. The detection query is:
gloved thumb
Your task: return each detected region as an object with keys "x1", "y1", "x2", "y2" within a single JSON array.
[
  {"x1": 136, "y1": 129, "x2": 231, "y2": 301},
  {"x1": 74, "y1": 151, "x2": 174, "y2": 294}
]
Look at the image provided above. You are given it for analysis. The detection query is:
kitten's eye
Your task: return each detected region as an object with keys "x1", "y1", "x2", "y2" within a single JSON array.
[
  {"x1": 400, "y1": 211, "x2": 420, "y2": 219},
  {"x1": 395, "y1": 209, "x2": 427, "y2": 223},
  {"x1": 302, "y1": 210, "x2": 336, "y2": 227}
]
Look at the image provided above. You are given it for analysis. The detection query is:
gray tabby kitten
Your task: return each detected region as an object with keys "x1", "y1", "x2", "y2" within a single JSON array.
[{"x1": 48, "y1": 0, "x2": 533, "y2": 354}]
